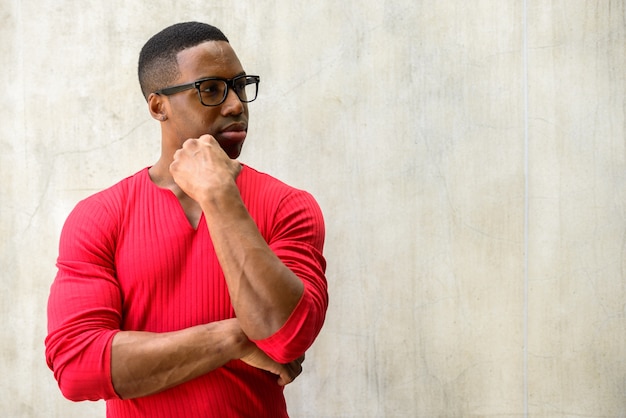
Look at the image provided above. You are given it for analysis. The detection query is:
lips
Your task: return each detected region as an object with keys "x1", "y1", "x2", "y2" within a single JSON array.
[
  {"x1": 217, "y1": 123, "x2": 247, "y2": 142},
  {"x1": 214, "y1": 123, "x2": 247, "y2": 158}
]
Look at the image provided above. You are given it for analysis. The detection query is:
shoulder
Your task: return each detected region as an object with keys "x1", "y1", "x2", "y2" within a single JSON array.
[
  {"x1": 238, "y1": 165, "x2": 316, "y2": 201},
  {"x1": 239, "y1": 165, "x2": 325, "y2": 243},
  {"x1": 238, "y1": 165, "x2": 322, "y2": 217},
  {"x1": 59, "y1": 168, "x2": 150, "y2": 258},
  {"x1": 238, "y1": 165, "x2": 290, "y2": 192},
  {"x1": 64, "y1": 168, "x2": 149, "y2": 232},
  {"x1": 74, "y1": 168, "x2": 148, "y2": 211}
]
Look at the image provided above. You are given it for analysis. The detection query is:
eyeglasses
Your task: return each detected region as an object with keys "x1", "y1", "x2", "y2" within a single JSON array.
[{"x1": 154, "y1": 74, "x2": 260, "y2": 107}]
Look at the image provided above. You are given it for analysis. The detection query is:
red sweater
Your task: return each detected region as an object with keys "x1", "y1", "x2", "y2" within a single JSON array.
[{"x1": 45, "y1": 166, "x2": 328, "y2": 417}]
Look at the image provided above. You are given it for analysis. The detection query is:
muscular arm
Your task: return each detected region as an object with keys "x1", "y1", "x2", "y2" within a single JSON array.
[
  {"x1": 110, "y1": 319, "x2": 244, "y2": 399},
  {"x1": 170, "y1": 135, "x2": 306, "y2": 341},
  {"x1": 201, "y1": 187, "x2": 304, "y2": 339},
  {"x1": 110, "y1": 318, "x2": 302, "y2": 399}
]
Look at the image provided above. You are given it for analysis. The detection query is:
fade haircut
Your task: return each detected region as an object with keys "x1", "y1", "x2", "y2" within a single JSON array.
[{"x1": 138, "y1": 22, "x2": 229, "y2": 100}]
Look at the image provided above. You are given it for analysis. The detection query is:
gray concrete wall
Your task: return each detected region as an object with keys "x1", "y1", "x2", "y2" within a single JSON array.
[{"x1": 2, "y1": 1, "x2": 625, "y2": 417}]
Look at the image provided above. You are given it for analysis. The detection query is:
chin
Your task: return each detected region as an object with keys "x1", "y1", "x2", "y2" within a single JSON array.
[{"x1": 224, "y1": 142, "x2": 244, "y2": 159}]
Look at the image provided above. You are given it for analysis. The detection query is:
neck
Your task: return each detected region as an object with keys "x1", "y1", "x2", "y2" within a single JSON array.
[{"x1": 148, "y1": 159, "x2": 176, "y2": 190}]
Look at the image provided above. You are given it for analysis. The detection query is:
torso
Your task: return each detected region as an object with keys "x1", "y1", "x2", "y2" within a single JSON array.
[
  {"x1": 172, "y1": 190, "x2": 203, "y2": 229},
  {"x1": 149, "y1": 165, "x2": 202, "y2": 229}
]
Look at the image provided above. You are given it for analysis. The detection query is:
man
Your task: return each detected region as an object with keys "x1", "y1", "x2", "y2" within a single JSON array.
[{"x1": 45, "y1": 22, "x2": 328, "y2": 418}]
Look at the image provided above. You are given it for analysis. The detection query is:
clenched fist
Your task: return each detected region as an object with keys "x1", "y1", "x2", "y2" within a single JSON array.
[{"x1": 170, "y1": 134, "x2": 242, "y2": 204}]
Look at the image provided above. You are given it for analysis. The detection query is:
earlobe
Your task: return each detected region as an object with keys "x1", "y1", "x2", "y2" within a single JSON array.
[{"x1": 147, "y1": 93, "x2": 168, "y2": 122}]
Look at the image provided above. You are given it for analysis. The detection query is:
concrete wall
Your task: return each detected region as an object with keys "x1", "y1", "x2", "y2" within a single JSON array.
[{"x1": 2, "y1": 1, "x2": 625, "y2": 417}]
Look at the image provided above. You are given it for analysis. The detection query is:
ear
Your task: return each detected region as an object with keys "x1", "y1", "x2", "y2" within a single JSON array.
[{"x1": 147, "y1": 93, "x2": 168, "y2": 122}]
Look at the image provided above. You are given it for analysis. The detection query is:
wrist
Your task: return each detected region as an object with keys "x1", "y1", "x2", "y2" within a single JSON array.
[
  {"x1": 200, "y1": 184, "x2": 246, "y2": 220},
  {"x1": 214, "y1": 319, "x2": 253, "y2": 360}
]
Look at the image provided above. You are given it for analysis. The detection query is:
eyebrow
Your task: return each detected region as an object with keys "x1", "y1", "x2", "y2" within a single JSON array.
[{"x1": 199, "y1": 71, "x2": 247, "y2": 79}]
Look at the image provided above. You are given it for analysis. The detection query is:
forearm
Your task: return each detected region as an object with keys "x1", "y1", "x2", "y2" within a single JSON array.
[
  {"x1": 111, "y1": 319, "x2": 248, "y2": 399},
  {"x1": 201, "y1": 187, "x2": 304, "y2": 340}
]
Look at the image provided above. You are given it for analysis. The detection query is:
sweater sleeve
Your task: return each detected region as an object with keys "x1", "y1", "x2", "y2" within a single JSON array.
[
  {"x1": 45, "y1": 196, "x2": 122, "y2": 401},
  {"x1": 252, "y1": 189, "x2": 328, "y2": 363}
]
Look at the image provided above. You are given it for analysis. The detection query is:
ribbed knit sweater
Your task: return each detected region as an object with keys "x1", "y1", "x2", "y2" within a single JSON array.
[{"x1": 45, "y1": 165, "x2": 328, "y2": 417}]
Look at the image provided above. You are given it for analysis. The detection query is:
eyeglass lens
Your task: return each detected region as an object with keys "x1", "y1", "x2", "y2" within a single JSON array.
[{"x1": 198, "y1": 77, "x2": 258, "y2": 106}]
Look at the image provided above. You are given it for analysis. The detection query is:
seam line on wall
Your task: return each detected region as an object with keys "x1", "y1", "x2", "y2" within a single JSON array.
[{"x1": 522, "y1": 0, "x2": 529, "y2": 416}]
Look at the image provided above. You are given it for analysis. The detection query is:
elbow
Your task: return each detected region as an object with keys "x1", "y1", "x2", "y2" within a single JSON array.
[
  {"x1": 53, "y1": 366, "x2": 105, "y2": 402},
  {"x1": 254, "y1": 289, "x2": 328, "y2": 363},
  {"x1": 60, "y1": 383, "x2": 95, "y2": 402},
  {"x1": 45, "y1": 332, "x2": 118, "y2": 402}
]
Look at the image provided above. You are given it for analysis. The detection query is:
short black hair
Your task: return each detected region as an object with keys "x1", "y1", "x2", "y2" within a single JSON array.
[{"x1": 138, "y1": 22, "x2": 229, "y2": 100}]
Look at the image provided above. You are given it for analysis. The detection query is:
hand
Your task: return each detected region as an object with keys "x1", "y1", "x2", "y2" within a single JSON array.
[
  {"x1": 169, "y1": 134, "x2": 242, "y2": 203},
  {"x1": 240, "y1": 346, "x2": 305, "y2": 386}
]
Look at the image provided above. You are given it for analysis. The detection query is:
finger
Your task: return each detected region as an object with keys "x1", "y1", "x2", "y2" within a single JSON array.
[
  {"x1": 169, "y1": 153, "x2": 181, "y2": 172},
  {"x1": 292, "y1": 359, "x2": 303, "y2": 375},
  {"x1": 297, "y1": 354, "x2": 305, "y2": 365},
  {"x1": 181, "y1": 137, "x2": 198, "y2": 149},
  {"x1": 277, "y1": 372, "x2": 295, "y2": 386},
  {"x1": 198, "y1": 134, "x2": 217, "y2": 145},
  {"x1": 277, "y1": 369, "x2": 293, "y2": 386},
  {"x1": 279, "y1": 360, "x2": 303, "y2": 386}
]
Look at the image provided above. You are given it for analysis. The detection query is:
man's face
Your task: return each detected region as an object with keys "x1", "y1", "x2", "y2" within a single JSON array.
[{"x1": 163, "y1": 41, "x2": 249, "y2": 158}]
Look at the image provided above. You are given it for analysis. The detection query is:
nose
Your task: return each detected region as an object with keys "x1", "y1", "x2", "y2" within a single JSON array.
[{"x1": 221, "y1": 87, "x2": 245, "y2": 116}]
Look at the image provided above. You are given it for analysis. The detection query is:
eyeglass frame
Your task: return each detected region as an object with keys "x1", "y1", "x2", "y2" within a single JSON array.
[{"x1": 153, "y1": 74, "x2": 260, "y2": 107}]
